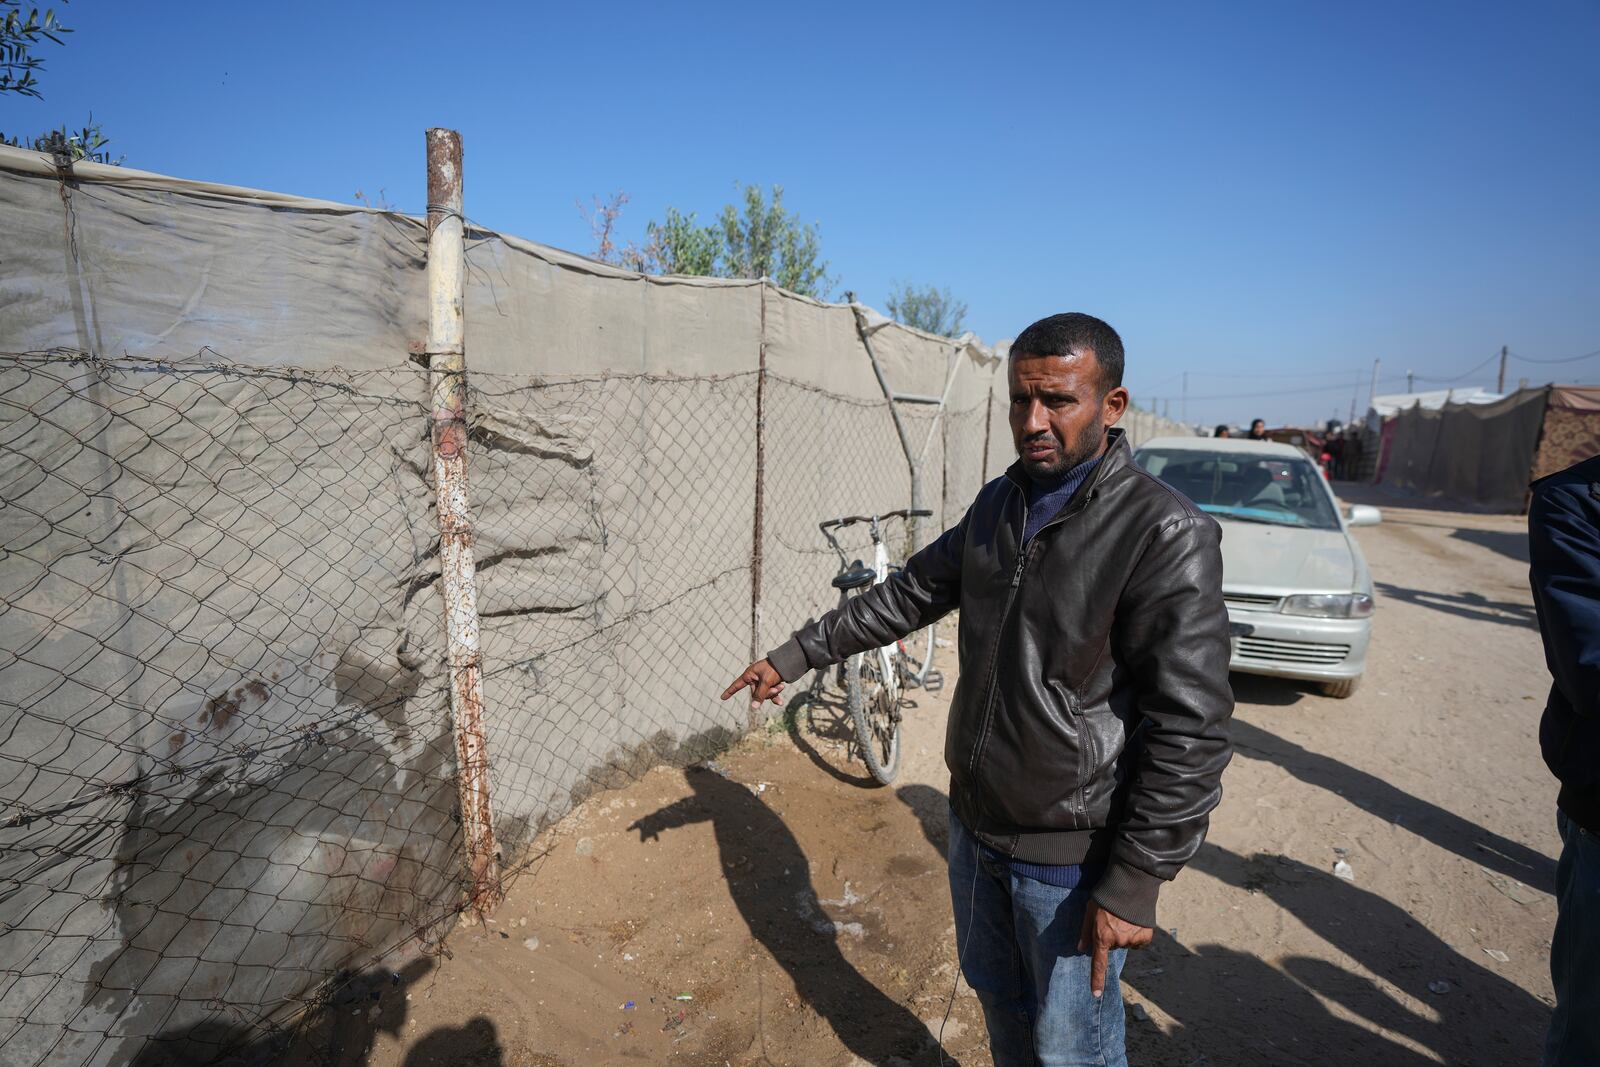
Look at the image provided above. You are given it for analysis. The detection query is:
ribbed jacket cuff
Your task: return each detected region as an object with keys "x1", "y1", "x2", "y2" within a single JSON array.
[
  {"x1": 1092, "y1": 859, "x2": 1164, "y2": 929},
  {"x1": 766, "y1": 638, "x2": 810, "y2": 684}
]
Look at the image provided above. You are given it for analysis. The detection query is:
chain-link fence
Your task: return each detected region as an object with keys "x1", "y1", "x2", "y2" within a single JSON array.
[
  {"x1": 0, "y1": 348, "x2": 996, "y2": 1066},
  {"x1": 0, "y1": 141, "x2": 1196, "y2": 1066},
  {"x1": 0, "y1": 353, "x2": 460, "y2": 1065},
  {"x1": 465, "y1": 369, "x2": 762, "y2": 860}
]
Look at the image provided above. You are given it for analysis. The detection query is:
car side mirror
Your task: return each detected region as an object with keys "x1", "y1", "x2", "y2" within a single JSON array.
[{"x1": 1346, "y1": 504, "x2": 1382, "y2": 527}]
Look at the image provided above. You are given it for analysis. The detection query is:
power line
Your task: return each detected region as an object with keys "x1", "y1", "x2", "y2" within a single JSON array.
[
  {"x1": 1136, "y1": 344, "x2": 1592, "y2": 406},
  {"x1": 1133, "y1": 351, "x2": 1505, "y2": 395},
  {"x1": 1410, "y1": 351, "x2": 1501, "y2": 384},
  {"x1": 1509, "y1": 346, "x2": 1600, "y2": 366},
  {"x1": 1174, "y1": 376, "x2": 1412, "y2": 402},
  {"x1": 1170, "y1": 367, "x2": 1387, "y2": 381}
]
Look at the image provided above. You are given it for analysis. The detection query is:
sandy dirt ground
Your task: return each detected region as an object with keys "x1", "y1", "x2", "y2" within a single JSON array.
[{"x1": 347, "y1": 486, "x2": 1558, "y2": 1067}]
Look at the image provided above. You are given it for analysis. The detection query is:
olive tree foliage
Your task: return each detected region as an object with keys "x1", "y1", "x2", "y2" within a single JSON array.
[
  {"x1": 3, "y1": 119, "x2": 117, "y2": 163},
  {"x1": 0, "y1": 1, "x2": 67, "y2": 97},
  {"x1": 714, "y1": 184, "x2": 832, "y2": 297},
  {"x1": 580, "y1": 184, "x2": 834, "y2": 299},
  {"x1": 0, "y1": 2, "x2": 120, "y2": 165},
  {"x1": 885, "y1": 282, "x2": 968, "y2": 338}
]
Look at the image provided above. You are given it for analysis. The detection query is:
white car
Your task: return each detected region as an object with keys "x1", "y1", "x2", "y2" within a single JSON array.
[{"x1": 1133, "y1": 437, "x2": 1381, "y2": 698}]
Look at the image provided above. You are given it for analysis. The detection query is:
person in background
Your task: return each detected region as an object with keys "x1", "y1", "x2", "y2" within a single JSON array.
[
  {"x1": 1326, "y1": 432, "x2": 1346, "y2": 480},
  {"x1": 721, "y1": 312, "x2": 1234, "y2": 1067},
  {"x1": 1246, "y1": 418, "x2": 1268, "y2": 441},
  {"x1": 1528, "y1": 454, "x2": 1600, "y2": 1066},
  {"x1": 1345, "y1": 432, "x2": 1365, "y2": 481},
  {"x1": 1213, "y1": 424, "x2": 1231, "y2": 438}
]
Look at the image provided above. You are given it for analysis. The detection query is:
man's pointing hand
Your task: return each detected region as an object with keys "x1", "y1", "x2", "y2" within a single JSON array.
[
  {"x1": 721, "y1": 658, "x2": 786, "y2": 710},
  {"x1": 1078, "y1": 899, "x2": 1153, "y2": 998}
]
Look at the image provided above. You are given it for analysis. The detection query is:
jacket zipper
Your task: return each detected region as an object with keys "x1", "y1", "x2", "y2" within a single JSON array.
[
  {"x1": 967, "y1": 493, "x2": 1036, "y2": 777},
  {"x1": 966, "y1": 469, "x2": 1109, "y2": 781}
]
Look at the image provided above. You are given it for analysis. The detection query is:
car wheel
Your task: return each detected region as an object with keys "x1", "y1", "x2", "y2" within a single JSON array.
[{"x1": 1321, "y1": 677, "x2": 1360, "y2": 699}]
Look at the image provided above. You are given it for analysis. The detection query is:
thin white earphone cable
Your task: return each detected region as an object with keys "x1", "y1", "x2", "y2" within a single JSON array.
[{"x1": 939, "y1": 829, "x2": 982, "y2": 1067}]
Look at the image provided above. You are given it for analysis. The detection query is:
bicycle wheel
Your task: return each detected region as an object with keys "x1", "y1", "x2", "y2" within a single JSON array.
[{"x1": 845, "y1": 644, "x2": 901, "y2": 786}]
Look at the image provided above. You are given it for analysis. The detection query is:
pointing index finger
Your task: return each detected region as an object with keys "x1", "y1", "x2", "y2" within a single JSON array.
[{"x1": 1090, "y1": 939, "x2": 1107, "y2": 999}]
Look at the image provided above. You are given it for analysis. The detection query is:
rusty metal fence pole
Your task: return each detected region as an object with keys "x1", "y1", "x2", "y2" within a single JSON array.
[
  {"x1": 425, "y1": 127, "x2": 501, "y2": 916},
  {"x1": 750, "y1": 281, "x2": 769, "y2": 665}
]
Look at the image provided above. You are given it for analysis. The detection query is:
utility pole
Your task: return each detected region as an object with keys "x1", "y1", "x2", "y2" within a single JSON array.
[
  {"x1": 1348, "y1": 370, "x2": 1361, "y2": 426},
  {"x1": 1407, "y1": 370, "x2": 1414, "y2": 393},
  {"x1": 1497, "y1": 345, "x2": 1508, "y2": 393},
  {"x1": 1163, "y1": 397, "x2": 1170, "y2": 419},
  {"x1": 1369, "y1": 358, "x2": 1381, "y2": 411}
]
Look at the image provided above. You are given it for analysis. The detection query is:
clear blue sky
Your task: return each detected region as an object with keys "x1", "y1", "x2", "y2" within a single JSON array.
[{"x1": 7, "y1": 1, "x2": 1597, "y2": 427}]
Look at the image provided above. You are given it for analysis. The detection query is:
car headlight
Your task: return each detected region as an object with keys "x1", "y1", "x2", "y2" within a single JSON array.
[{"x1": 1281, "y1": 593, "x2": 1374, "y2": 618}]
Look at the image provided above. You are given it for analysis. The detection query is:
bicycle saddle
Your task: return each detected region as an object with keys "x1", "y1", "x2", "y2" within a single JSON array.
[{"x1": 831, "y1": 562, "x2": 876, "y2": 590}]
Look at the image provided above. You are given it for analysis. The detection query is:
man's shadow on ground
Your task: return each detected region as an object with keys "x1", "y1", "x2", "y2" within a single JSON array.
[
  {"x1": 126, "y1": 959, "x2": 505, "y2": 1067},
  {"x1": 1229, "y1": 717, "x2": 1556, "y2": 892},
  {"x1": 1138, "y1": 842, "x2": 1551, "y2": 1066},
  {"x1": 630, "y1": 766, "x2": 958, "y2": 1066},
  {"x1": 1374, "y1": 581, "x2": 1540, "y2": 629},
  {"x1": 893, "y1": 784, "x2": 1549, "y2": 1067}
]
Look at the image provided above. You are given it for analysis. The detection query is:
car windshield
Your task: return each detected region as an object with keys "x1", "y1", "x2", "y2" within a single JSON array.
[{"x1": 1134, "y1": 448, "x2": 1342, "y2": 530}]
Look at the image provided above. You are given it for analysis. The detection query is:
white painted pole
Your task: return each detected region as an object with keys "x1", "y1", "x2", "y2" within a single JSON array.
[{"x1": 426, "y1": 127, "x2": 501, "y2": 917}]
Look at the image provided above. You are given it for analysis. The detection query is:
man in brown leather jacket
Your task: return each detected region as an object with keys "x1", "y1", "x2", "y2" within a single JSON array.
[{"x1": 722, "y1": 313, "x2": 1234, "y2": 1066}]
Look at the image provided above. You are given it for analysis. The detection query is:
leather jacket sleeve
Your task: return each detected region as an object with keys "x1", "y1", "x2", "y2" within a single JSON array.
[
  {"x1": 1093, "y1": 513, "x2": 1234, "y2": 927},
  {"x1": 766, "y1": 512, "x2": 968, "y2": 683},
  {"x1": 1529, "y1": 474, "x2": 1600, "y2": 724}
]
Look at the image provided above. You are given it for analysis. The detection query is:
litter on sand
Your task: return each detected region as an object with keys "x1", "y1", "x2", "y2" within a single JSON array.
[
  {"x1": 674, "y1": 993, "x2": 694, "y2": 1001},
  {"x1": 1481, "y1": 866, "x2": 1542, "y2": 905},
  {"x1": 1333, "y1": 859, "x2": 1355, "y2": 882}
]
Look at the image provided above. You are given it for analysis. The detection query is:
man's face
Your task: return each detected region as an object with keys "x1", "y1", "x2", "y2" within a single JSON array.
[
  {"x1": 1008, "y1": 349, "x2": 1128, "y2": 480},
  {"x1": 1251, "y1": 420, "x2": 1265, "y2": 435}
]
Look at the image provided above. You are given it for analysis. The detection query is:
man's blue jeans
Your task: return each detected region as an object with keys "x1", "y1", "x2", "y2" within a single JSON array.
[
  {"x1": 948, "y1": 809, "x2": 1128, "y2": 1067},
  {"x1": 1544, "y1": 808, "x2": 1600, "y2": 1066}
]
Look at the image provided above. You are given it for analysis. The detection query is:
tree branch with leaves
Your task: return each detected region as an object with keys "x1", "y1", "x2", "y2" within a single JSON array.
[
  {"x1": 0, "y1": 1, "x2": 68, "y2": 97},
  {"x1": 0, "y1": 2, "x2": 121, "y2": 166},
  {"x1": 579, "y1": 183, "x2": 834, "y2": 299},
  {"x1": 885, "y1": 282, "x2": 968, "y2": 338}
]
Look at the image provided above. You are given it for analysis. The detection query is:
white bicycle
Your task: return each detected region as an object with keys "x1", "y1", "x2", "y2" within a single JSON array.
[{"x1": 819, "y1": 509, "x2": 940, "y2": 785}]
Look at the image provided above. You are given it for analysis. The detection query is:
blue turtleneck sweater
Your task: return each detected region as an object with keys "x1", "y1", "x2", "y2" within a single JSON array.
[{"x1": 1022, "y1": 452, "x2": 1103, "y2": 545}]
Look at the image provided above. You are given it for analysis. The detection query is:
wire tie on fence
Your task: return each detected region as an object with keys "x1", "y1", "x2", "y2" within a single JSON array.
[{"x1": 4, "y1": 805, "x2": 40, "y2": 829}]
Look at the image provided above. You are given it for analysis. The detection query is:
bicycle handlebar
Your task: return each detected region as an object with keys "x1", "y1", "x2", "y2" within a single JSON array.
[{"x1": 818, "y1": 508, "x2": 933, "y2": 531}]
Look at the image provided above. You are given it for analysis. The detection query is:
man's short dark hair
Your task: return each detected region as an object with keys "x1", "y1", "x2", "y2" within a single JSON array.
[{"x1": 1010, "y1": 313, "x2": 1124, "y2": 394}]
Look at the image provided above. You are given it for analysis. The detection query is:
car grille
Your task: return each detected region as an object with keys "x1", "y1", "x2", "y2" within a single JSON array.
[
  {"x1": 1224, "y1": 593, "x2": 1281, "y2": 610},
  {"x1": 1234, "y1": 636, "x2": 1350, "y2": 665}
]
